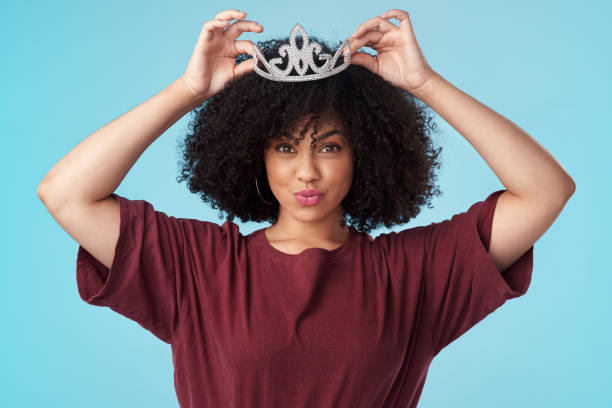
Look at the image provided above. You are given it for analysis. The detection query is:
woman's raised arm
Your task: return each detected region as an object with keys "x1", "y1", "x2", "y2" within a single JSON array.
[
  {"x1": 37, "y1": 8, "x2": 263, "y2": 209},
  {"x1": 37, "y1": 9, "x2": 263, "y2": 269}
]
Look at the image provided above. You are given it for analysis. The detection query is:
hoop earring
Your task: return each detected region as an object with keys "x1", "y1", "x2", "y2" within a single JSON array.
[{"x1": 255, "y1": 176, "x2": 275, "y2": 205}]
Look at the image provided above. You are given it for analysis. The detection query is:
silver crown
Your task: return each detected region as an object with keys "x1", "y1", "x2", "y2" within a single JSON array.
[{"x1": 252, "y1": 23, "x2": 351, "y2": 82}]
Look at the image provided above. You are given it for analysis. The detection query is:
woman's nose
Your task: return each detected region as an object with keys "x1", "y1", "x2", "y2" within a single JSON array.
[{"x1": 295, "y1": 153, "x2": 320, "y2": 182}]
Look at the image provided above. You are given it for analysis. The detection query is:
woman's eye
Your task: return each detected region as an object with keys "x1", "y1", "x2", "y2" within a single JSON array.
[
  {"x1": 275, "y1": 144, "x2": 294, "y2": 153},
  {"x1": 321, "y1": 144, "x2": 341, "y2": 153}
]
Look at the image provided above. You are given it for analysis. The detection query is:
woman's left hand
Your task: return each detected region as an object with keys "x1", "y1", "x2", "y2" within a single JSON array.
[{"x1": 345, "y1": 9, "x2": 438, "y2": 94}]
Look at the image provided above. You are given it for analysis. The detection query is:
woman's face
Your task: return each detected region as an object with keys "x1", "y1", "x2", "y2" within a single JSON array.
[{"x1": 263, "y1": 117, "x2": 354, "y2": 226}]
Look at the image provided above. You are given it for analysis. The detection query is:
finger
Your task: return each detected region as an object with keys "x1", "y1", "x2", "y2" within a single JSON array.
[
  {"x1": 379, "y1": 9, "x2": 415, "y2": 33},
  {"x1": 203, "y1": 19, "x2": 229, "y2": 31},
  {"x1": 225, "y1": 20, "x2": 263, "y2": 41},
  {"x1": 234, "y1": 39, "x2": 261, "y2": 57},
  {"x1": 214, "y1": 9, "x2": 247, "y2": 21},
  {"x1": 350, "y1": 52, "x2": 379, "y2": 74},
  {"x1": 202, "y1": 20, "x2": 230, "y2": 40},
  {"x1": 234, "y1": 57, "x2": 256, "y2": 78},
  {"x1": 351, "y1": 16, "x2": 396, "y2": 39},
  {"x1": 346, "y1": 30, "x2": 384, "y2": 56}
]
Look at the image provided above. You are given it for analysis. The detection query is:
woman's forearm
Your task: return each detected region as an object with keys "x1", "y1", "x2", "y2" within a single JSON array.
[
  {"x1": 38, "y1": 77, "x2": 204, "y2": 209},
  {"x1": 410, "y1": 73, "x2": 575, "y2": 201}
]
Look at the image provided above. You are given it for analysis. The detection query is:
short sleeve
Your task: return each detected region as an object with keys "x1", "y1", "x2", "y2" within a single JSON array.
[
  {"x1": 76, "y1": 193, "x2": 184, "y2": 344},
  {"x1": 424, "y1": 189, "x2": 534, "y2": 356}
]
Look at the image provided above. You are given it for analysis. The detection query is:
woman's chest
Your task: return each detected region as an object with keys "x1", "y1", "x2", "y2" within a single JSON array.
[{"x1": 189, "y1": 258, "x2": 422, "y2": 380}]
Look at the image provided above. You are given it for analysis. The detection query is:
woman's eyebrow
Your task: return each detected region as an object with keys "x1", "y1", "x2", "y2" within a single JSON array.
[{"x1": 313, "y1": 129, "x2": 340, "y2": 141}]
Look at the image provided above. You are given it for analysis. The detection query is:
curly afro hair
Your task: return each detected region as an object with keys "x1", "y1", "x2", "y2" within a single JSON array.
[{"x1": 177, "y1": 33, "x2": 442, "y2": 234}]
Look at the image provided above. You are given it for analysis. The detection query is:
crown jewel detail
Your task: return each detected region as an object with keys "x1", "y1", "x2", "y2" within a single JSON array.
[{"x1": 252, "y1": 23, "x2": 351, "y2": 82}]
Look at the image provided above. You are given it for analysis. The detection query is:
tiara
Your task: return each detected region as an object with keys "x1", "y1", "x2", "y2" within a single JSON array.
[{"x1": 252, "y1": 23, "x2": 351, "y2": 82}]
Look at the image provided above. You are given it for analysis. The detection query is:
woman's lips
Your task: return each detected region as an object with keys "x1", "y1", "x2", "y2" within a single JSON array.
[
  {"x1": 295, "y1": 193, "x2": 323, "y2": 206},
  {"x1": 296, "y1": 189, "x2": 323, "y2": 196}
]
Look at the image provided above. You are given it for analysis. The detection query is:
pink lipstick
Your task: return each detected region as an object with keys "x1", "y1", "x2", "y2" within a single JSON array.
[{"x1": 295, "y1": 189, "x2": 323, "y2": 206}]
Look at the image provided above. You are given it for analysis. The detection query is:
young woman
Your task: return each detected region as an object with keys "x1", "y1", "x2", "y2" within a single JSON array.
[{"x1": 38, "y1": 8, "x2": 575, "y2": 408}]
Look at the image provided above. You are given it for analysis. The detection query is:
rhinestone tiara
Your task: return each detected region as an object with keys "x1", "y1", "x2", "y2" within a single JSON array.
[{"x1": 252, "y1": 23, "x2": 351, "y2": 82}]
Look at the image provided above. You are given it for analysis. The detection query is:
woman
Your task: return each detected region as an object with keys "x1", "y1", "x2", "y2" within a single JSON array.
[{"x1": 38, "y1": 8, "x2": 575, "y2": 407}]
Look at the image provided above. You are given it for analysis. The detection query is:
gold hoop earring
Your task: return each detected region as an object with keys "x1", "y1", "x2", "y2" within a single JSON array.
[{"x1": 255, "y1": 176, "x2": 275, "y2": 205}]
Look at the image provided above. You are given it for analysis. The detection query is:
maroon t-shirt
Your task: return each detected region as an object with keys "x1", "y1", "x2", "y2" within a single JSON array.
[{"x1": 76, "y1": 188, "x2": 533, "y2": 407}]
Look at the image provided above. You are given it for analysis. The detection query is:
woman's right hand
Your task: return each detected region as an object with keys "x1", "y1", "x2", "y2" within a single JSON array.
[{"x1": 180, "y1": 9, "x2": 264, "y2": 102}]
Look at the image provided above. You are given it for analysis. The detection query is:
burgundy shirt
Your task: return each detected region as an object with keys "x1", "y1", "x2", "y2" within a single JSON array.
[{"x1": 76, "y1": 188, "x2": 533, "y2": 407}]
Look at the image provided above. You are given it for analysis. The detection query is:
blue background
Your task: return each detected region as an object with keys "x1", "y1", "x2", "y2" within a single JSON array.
[{"x1": 3, "y1": 0, "x2": 610, "y2": 406}]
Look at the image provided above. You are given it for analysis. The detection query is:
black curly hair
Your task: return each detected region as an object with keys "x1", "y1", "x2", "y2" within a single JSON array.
[{"x1": 176, "y1": 33, "x2": 442, "y2": 234}]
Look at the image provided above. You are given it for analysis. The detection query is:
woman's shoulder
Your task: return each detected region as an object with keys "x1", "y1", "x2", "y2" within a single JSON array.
[{"x1": 171, "y1": 217, "x2": 247, "y2": 251}]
